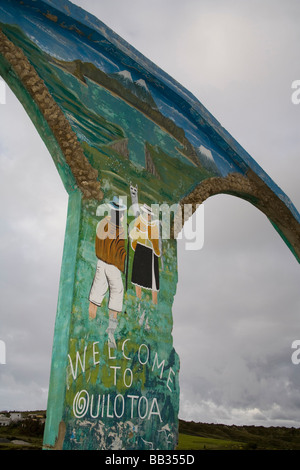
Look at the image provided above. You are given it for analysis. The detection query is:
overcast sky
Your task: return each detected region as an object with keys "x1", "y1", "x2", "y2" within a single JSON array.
[{"x1": 0, "y1": 0, "x2": 300, "y2": 428}]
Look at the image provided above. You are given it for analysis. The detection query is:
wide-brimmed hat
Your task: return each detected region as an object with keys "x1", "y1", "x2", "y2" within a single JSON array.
[
  {"x1": 108, "y1": 196, "x2": 127, "y2": 211},
  {"x1": 140, "y1": 203, "x2": 153, "y2": 216}
]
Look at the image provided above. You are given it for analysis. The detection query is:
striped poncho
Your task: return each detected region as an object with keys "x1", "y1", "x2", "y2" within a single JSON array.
[{"x1": 95, "y1": 216, "x2": 126, "y2": 273}]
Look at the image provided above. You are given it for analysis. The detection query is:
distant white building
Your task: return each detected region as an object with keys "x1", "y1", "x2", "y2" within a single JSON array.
[
  {"x1": 0, "y1": 414, "x2": 10, "y2": 426},
  {"x1": 10, "y1": 412, "x2": 22, "y2": 422},
  {"x1": 0, "y1": 412, "x2": 23, "y2": 426}
]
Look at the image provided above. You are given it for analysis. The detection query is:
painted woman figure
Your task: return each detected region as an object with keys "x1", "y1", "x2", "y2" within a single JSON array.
[{"x1": 130, "y1": 204, "x2": 160, "y2": 306}]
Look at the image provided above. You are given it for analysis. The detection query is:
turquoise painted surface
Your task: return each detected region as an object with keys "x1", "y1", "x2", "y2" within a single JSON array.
[
  {"x1": 43, "y1": 190, "x2": 82, "y2": 447},
  {"x1": 60, "y1": 198, "x2": 180, "y2": 450}
]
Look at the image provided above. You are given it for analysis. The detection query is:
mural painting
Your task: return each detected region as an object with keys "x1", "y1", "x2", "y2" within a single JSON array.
[
  {"x1": 0, "y1": 0, "x2": 299, "y2": 450},
  {"x1": 61, "y1": 186, "x2": 179, "y2": 449}
]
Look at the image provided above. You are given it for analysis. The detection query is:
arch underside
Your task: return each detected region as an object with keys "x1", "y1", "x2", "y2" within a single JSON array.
[{"x1": 176, "y1": 172, "x2": 300, "y2": 263}]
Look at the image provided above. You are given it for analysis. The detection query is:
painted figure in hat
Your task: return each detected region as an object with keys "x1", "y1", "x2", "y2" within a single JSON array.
[
  {"x1": 89, "y1": 196, "x2": 127, "y2": 348},
  {"x1": 130, "y1": 203, "x2": 161, "y2": 317}
]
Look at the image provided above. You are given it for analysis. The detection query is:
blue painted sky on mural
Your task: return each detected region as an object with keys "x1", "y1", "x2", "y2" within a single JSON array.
[{"x1": 0, "y1": 0, "x2": 300, "y2": 427}]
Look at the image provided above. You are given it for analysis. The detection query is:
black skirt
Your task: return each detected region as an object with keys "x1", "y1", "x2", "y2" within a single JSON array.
[{"x1": 131, "y1": 243, "x2": 159, "y2": 291}]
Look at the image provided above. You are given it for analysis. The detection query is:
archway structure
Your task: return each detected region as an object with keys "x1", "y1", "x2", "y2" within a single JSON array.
[{"x1": 0, "y1": 0, "x2": 299, "y2": 450}]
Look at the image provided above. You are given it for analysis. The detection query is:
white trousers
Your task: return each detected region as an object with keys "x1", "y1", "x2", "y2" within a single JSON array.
[{"x1": 89, "y1": 259, "x2": 124, "y2": 313}]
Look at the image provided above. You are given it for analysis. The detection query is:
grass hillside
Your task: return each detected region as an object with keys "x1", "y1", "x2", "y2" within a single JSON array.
[
  {"x1": 177, "y1": 419, "x2": 300, "y2": 450},
  {"x1": 1, "y1": 414, "x2": 300, "y2": 450}
]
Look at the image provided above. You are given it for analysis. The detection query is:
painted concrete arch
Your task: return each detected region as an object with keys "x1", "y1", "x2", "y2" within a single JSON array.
[{"x1": 0, "y1": 0, "x2": 299, "y2": 450}]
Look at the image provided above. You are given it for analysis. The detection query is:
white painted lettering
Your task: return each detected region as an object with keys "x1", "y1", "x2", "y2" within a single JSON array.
[
  {"x1": 92, "y1": 341, "x2": 100, "y2": 366},
  {"x1": 122, "y1": 338, "x2": 131, "y2": 360},
  {"x1": 123, "y1": 367, "x2": 133, "y2": 388},
  {"x1": 138, "y1": 343, "x2": 149, "y2": 365},
  {"x1": 148, "y1": 397, "x2": 162, "y2": 422},
  {"x1": 152, "y1": 352, "x2": 165, "y2": 378},
  {"x1": 127, "y1": 395, "x2": 139, "y2": 418},
  {"x1": 110, "y1": 365, "x2": 121, "y2": 385},
  {"x1": 114, "y1": 394, "x2": 125, "y2": 418},
  {"x1": 68, "y1": 346, "x2": 87, "y2": 380},
  {"x1": 167, "y1": 367, "x2": 175, "y2": 392}
]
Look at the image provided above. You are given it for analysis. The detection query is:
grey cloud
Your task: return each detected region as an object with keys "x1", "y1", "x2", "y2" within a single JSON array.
[{"x1": 0, "y1": 86, "x2": 67, "y2": 411}]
